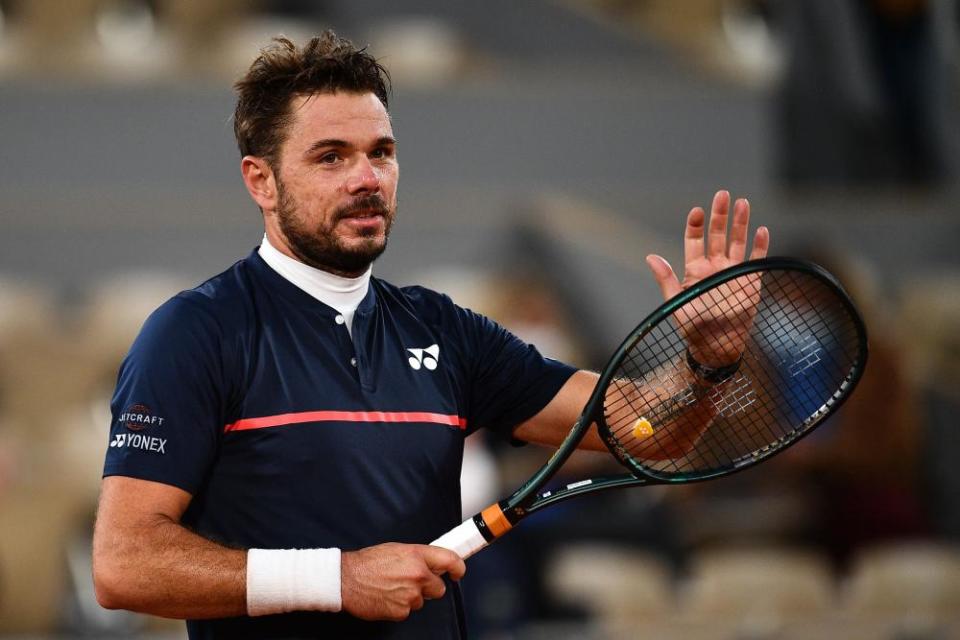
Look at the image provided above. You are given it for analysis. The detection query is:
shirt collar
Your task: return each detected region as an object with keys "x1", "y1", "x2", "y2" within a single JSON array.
[{"x1": 257, "y1": 234, "x2": 371, "y2": 316}]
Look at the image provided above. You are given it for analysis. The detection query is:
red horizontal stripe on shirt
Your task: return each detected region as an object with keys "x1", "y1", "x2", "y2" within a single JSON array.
[{"x1": 223, "y1": 410, "x2": 467, "y2": 433}]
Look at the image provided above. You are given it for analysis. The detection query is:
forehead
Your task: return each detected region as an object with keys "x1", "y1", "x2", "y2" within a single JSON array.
[{"x1": 285, "y1": 92, "x2": 392, "y2": 150}]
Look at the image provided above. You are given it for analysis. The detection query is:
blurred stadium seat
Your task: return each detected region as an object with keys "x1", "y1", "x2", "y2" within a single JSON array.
[
  {"x1": 364, "y1": 17, "x2": 466, "y2": 85},
  {"x1": 843, "y1": 541, "x2": 960, "y2": 621},
  {"x1": 679, "y1": 546, "x2": 835, "y2": 625},
  {"x1": 0, "y1": 277, "x2": 62, "y2": 428},
  {"x1": 0, "y1": 276, "x2": 56, "y2": 341},
  {"x1": 546, "y1": 543, "x2": 673, "y2": 630},
  {"x1": 3, "y1": 0, "x2": 260, "y2": 78}
]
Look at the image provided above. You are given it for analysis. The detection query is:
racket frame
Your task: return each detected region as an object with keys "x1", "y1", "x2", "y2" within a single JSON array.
[{"x1": 434, "y1": 257, "x2": 869, "y2": 555}]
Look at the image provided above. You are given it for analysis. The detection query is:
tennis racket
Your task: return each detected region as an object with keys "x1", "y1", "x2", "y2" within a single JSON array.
[{"x1": 432, "y1": 257, "x2": 868, "y2": 559}]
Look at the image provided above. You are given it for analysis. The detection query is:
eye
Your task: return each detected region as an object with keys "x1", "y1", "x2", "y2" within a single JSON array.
[
  {"x1": 318, "y1": 152, "x2": 341, "y2": 164},
  {"x1": 371, "y1": 146, "x2": 395, "y2": 160}
]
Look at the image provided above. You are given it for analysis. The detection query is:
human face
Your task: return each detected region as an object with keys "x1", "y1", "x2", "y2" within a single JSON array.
[{"x1": 268, "y1": 92, "x2": 398, "y2": 277}]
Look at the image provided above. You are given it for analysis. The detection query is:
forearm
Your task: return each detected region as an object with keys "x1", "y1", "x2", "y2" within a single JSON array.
[
  {"x1": 93, "y1": 512, "x2": 246, "y2": 619},
  {"x1": 515, "y1": 358, "x2": 732, "y2": 458},
  {"x1": 616, "y1": 363, "x2": 723, "y2": 460}
]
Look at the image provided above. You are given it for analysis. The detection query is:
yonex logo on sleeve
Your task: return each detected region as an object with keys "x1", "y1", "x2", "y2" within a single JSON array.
[
  {"x1": 407, "y1": 344, "x2": 439, "y2": 370},
  {"x1": 109, "y1": 432, "x2": 167, "y2": 454}
]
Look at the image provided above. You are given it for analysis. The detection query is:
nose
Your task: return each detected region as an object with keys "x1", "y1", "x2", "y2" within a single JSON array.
[{"x1": 346, "y1": 157, "x2": 380, "y2": 194}]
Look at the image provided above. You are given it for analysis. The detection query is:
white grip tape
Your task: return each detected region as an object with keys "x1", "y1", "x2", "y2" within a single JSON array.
[{"x1": 430, "y1": 518, "x2": 489, "y2": 560}]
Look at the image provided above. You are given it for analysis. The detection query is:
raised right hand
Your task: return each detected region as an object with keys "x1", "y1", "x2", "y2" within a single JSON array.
[{"x1": 340, "y1": 543, "x2": 467, "y2": 621}]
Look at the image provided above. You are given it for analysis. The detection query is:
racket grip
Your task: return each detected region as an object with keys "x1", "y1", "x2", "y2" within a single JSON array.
[{"x1": 430, "y1": 518, "x2": 489, "y2": 560}]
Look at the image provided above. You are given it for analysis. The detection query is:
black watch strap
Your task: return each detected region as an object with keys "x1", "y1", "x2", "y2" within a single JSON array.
[{"x1": 686, "y1": 349, "x2": 741, "y2": 384}]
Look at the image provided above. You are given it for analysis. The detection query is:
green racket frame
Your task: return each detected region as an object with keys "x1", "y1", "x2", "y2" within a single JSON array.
[{"x1": 431, "y1": 257, "x2": 868, "y2": 558}]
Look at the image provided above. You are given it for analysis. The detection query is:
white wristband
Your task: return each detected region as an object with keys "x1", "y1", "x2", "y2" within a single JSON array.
[{"x1": 246, "y1": 548, "x2": 342, "y2": 616}]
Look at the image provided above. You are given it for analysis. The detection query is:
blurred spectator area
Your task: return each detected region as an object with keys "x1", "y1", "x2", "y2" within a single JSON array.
[{"x1": 0, "y1": 0, "x2": 958, "y2": 637}]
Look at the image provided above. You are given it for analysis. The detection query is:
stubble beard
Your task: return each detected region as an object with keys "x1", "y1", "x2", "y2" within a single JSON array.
[{"x1": 275, "y1": 182, "x2": 394, "y2": 278}]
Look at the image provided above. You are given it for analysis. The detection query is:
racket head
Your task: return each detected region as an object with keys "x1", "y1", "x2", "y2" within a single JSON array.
[{"x1": 594, "y1": 257, "x2": 868, "y2": 483}]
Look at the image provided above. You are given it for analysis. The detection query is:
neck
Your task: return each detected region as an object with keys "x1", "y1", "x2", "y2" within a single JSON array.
[{"x1": 258, "y1": 234, "x2": 371, "y2": 319}]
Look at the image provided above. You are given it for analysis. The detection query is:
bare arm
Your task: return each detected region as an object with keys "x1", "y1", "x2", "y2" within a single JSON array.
[
  {"x1": 512, "y1": 366, "x2": 724, "y2": 458},
  {"x1": 92, "y1": 476, "x2": 247, "y2": 619},
  {"x1": 93, "y1": 476, "x2": 466, "y2": 621},
  {"x1": 512, "y1": 370, "x2": 604, "y2": 450},
  {"x1": 514, "y1": 190, "x2": 769, "y2": 457}
]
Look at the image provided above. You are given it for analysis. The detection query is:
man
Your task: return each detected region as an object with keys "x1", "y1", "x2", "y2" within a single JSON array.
[{"x1": 92, "y1": 31, "x2": 768, "y2": 639}]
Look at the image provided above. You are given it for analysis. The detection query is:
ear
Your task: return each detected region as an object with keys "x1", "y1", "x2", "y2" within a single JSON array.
[{"x1": 240, "y1": 156, "x2": 278, "y2": 212}]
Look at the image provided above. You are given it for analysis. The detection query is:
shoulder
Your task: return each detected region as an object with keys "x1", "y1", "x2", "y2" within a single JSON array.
[
  {"x1": 373, "y1": 279, "x2": 491, "y2": 335},
  {"x1": 373, "y1": 279, "x2": 461, "y2": 317},
  {"x1": 135, "y1": 257, "x2": 259, "y2": 350},
  {"x1": 183, "y1": 257, "x2": 259, "y2": 322},
  {"x1": 374, "y1": 278, "x2": 448, "y2": 305}
]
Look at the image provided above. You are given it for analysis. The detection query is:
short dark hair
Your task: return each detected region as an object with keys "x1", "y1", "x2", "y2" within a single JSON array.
[{"x1": 233, "y1": 30, "x2": 391, "y2": 166}]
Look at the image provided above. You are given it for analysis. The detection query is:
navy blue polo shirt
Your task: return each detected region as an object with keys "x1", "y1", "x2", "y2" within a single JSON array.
[{"x1": 103, "y1": 248, "x2": 576, "y2": 639}]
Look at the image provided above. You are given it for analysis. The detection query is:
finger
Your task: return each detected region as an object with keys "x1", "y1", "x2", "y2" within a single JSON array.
[
  {"x1": 748, "y1": 226, "x2": 770, "y2": 260},
  {"x1": 707, "y1": 190, "x2": 731, "y2": 258},
  {"x1": 409, "y1": 595, "x2": 425, "y2": 612},
  {"x1": 683, "y1": 207, "x2": 706, "y2": 267},
  {"x1": 727, "y1": 197, "x2": 750, "y2": 262},
  {"x1": 423, "y1": 546, "x2": 467, "y2": 581},
  {"x1": 421, "y1": 574, "x2": 447, "y2": 600},
  {"x1": 645, "y1": 254, "x2": 683, "y2": 300}
]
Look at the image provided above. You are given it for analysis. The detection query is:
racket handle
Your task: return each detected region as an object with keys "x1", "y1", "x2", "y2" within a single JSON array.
[{"x1": 430, "y1": 518, "x2": 489, "y2": 560}]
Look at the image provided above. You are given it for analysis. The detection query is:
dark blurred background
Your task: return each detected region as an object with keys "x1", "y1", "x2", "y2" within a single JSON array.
[{"x1": 0, "y1": 1, "x2": 958, "y2": 638}]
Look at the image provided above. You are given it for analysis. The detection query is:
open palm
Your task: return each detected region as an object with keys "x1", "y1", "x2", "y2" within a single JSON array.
[{"x1": 646, "y1": 191, "x2": 770, "y2": 369}]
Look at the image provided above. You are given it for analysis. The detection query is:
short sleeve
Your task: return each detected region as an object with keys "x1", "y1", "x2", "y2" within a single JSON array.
[
  {"x1": 457, "y1": 306, "x2": 577, "y2": 439},
  {"x1": 102, "y1": 294, "x2": 227, "y2": 494}
]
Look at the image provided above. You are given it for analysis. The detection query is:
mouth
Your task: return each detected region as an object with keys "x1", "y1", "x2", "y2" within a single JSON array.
[
  {"x1": 339, "y1": 206, "x2": 387, "y2": 219},
  {"x1": 338, "y1": 210, "x2": 387, "y2": 235},
  {"x1": 340, "y1": 211, "x2": 384, "y2": 223}
]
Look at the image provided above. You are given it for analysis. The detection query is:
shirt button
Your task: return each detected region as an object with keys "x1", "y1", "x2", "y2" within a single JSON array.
[
  {"x1": 350, "y1": 357, "x2": 357, "y2": 367},
  {"x1": 335, "y1": 314, "x2": 345, "y2": 325}
]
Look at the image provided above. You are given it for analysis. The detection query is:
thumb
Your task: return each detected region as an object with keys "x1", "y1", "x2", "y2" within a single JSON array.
[
  {"x1": 422, "y1": 546, "x2": 467, "y2": 581},
  {"x1": 645, "y1": 254, "x2": 682, "y2": 301}
]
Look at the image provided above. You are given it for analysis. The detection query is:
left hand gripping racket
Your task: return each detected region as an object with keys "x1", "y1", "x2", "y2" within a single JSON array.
[{"x1": 431, "y1": 257, "x2": 868, "y2": 559}]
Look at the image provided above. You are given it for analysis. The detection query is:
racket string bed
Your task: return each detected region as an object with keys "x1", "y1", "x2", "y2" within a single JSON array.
[
  {"x1": 688, "y1": 283, "x2": 824, "y2": 464},
  {"x1": 601, "y1": 268, "x2": 864, "y2": 480},
  {"x1": 607, "y1": 324, "x2": 755, "y2": 472}
]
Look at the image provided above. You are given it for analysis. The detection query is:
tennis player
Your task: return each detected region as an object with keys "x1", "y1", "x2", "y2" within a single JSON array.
[{"x1": 92, "y1": 31, "x2": 769, "y2": 639}]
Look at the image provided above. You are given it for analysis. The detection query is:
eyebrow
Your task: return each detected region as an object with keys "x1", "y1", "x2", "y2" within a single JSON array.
[{"x1": 303, "y1": 136, "x2": 397, "y2": 157}]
